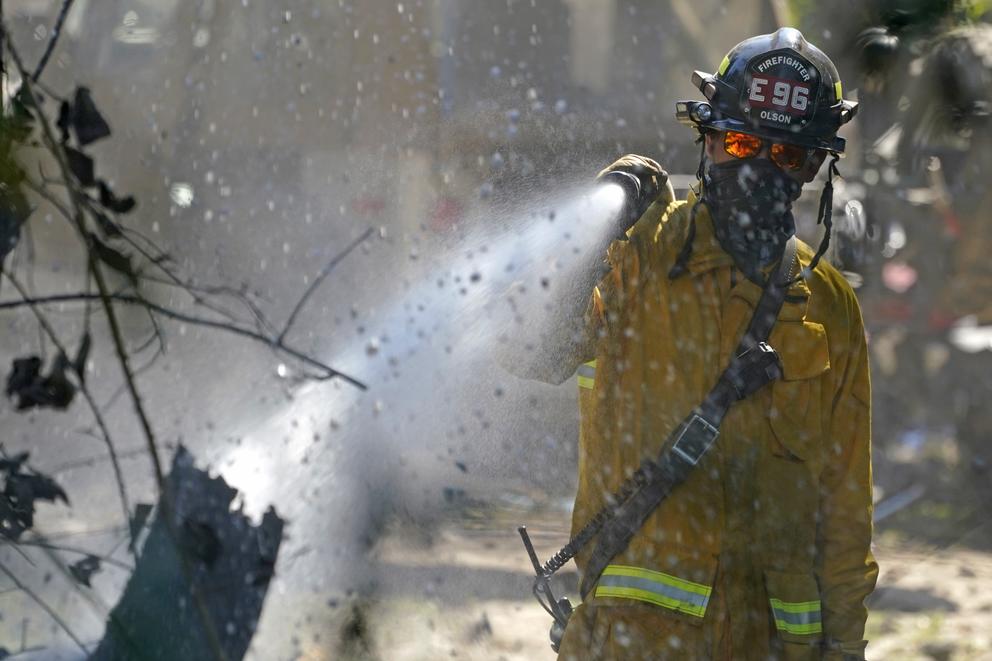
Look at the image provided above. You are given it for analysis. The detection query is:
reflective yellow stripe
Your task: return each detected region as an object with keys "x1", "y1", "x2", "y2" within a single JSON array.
[
  {"x1": 718, "y1": 54, "x2": 731, "y2": 76},
  {"x1": 577, "y1": 360, "x2": 596, "y2": 390},
  {"x1": 595, "y1": 565, "x2": 712, "y2": 618},
  {"x1": 834, "y1": 80, "x2": 843, "y2": 101},
  {"x1": 769, "y1": 598, "x2": 823, "y2": 636}
]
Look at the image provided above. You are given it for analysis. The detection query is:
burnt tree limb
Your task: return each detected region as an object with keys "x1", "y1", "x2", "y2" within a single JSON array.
[{"x1": 90, "y1": 448, "x2": 284, "y2": 661}]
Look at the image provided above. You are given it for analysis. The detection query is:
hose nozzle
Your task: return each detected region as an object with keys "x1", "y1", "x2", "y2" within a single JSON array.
[
  {"x1": 599, "y1": 170, "x2": 643, "y2": 238},
  {"x1": 599, "y1": 170, "x2": 642, "y2": 203}
]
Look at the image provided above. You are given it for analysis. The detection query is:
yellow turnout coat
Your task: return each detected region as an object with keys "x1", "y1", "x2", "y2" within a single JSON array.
[{"x1": 557, "y1": 171, "x2": 878, "y2": 660}]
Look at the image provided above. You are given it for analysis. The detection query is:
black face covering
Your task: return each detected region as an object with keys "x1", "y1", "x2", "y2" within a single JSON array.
[{"x1": 703, "y1": 158, "x2": 802, "y2": 276}]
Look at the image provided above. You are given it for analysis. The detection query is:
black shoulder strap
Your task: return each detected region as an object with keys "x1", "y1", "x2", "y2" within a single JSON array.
[
  {"x1": 578, "y1": 237, "x2": 797, "y2": 598},
  {"x1": 697, "y1": 235, "x2": 797, "y2": 426}
]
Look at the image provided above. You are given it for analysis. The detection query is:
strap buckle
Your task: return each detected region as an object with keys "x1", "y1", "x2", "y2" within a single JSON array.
[
  {"x1": 671, "y1": 413, "x2": 720, "y2": 466},
  {"x1": 727, "y1": 342, "x2": 783, "y2": 399}
]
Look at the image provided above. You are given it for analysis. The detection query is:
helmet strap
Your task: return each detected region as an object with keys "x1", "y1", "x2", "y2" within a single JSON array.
[
  {"x1": 798, "y1": 153, "x2": 840, "y2": 282},
  {"x1": 694, "y1": 132, "x2": 708, "y2": 178},
  {"x1": 668, "y1": 141, "x2": 708, "y2": 280},
  {"x1": 668, "y1": 200, "x2": 699, "y2": 280}
]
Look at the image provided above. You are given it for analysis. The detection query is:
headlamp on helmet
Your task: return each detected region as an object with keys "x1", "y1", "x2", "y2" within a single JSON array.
[{"x1": 675, "y1": 101, "x2": 714, "y2": 125}]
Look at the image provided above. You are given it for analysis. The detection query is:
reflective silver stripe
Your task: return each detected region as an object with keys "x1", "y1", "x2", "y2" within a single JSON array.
[
  {"x1": 576, "y1": 363, "x2": 596, "y2": 379},
  {"x1": 577, "y1": 360, "x2": 596, "y2": 389},
  {"x1": 596, "y1": 567, "x2": 712, "y2": 617},
  {"x1": 769, "y1": 598, "x2": 823, "y2": 635},
  {"x1": 773, "y1": 608, "x2": 821, "y2": 626},
  {"x1": 599, "y1": 574, "x2": 710, "y2": 609}
]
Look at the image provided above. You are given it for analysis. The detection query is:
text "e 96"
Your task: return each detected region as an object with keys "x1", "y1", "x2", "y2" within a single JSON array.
[{"x1": 748, "y1": 76, "x2": 809, "y2": 112}]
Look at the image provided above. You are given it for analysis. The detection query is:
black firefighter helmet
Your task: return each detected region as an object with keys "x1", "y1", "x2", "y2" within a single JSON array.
[{"x1": 676, "y1": 27, "x2": 858, "y2": 153}]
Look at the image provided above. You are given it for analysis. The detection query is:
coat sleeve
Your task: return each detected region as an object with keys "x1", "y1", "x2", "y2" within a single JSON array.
[
  {"x1": 500, "y1": 215, "x2": 641, "y2": 385},
  {"x1": 564, "y1": 152, "x2": 666, "y2": 374},
  {"x1": 551, "y1": 235, "x2": 633, "y2": 380},
  {"x1": 498, "y1": 156, "x2": 669, "y2": 385},
  {"x1": 815, "y1": 292, "x2": 879, "y2": 660}
]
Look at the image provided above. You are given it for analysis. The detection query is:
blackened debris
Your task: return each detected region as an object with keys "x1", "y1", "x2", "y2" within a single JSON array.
[
  {"x1": 5, "y1": 356, "x2": 42, "y2": 402},
  {"x1": 88, "y1": 232, "x2": 138, "y2": 284},
  {"x1": 92, "y1": 210, "x2": 123, "y2": 237},
  {"x1": 5, "y1": 353, "x2": 77, "y2": 411},
  {"x1": 67, "y1": 87, "x2": 112, "y2": 147},
  {"x1": 8, "y1": 88, "x2": 36, "y2": 141},
  {"x1": 68, "y1": 554, "x2": 102, "y2": 587},
  {"x1": 181, "y1": 519, "x2": 221, "y2": 567},
  {"x1": 128, "y1": 503, "x2": 153, "y2": 540},
  {"x1": 56, "y1": 100, "x2": 71, "y2": 143},
  {"x1": 467, "y1": 612, "x2": 493, "y2": 642},
  {"x1": 0, "y1": 452, "x2": 29, "y2": 472},
  {"x1": 64, "y1": 146, "x2": 95, "y2": 187},
  {"x1": 0, "y1": 452, "x2": 69, "y2": 541},
  {"x1": 74, "y1": 332, "x2": 91, "y2": 382},
  {"x1": 337, "y1": 603, "x2": 379, "y2": 660},
  {"x1": 98, "y1": 181, "x2": 137, "y2": 215},
  {"x1": 90, "y1": 447, "x2": 285, "y2": 661}
]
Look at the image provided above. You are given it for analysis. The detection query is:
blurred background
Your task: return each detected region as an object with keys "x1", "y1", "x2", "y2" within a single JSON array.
[{"x1": 1, "y1": 0, "x2": 991, "y2": 659}]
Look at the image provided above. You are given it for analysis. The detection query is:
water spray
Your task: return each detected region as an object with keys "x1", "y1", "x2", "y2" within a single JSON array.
[{"x1": 215, "y1": 181, "x2": 631, "y2": 604}]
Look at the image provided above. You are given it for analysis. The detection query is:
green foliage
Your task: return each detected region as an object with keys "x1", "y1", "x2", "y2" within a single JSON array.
[
  {"x1": 786, "y1": 0, "x2": 819, "y2": 34},
  {"x1": 0, "y1": 90, "x2": 34, "y2": 264}
]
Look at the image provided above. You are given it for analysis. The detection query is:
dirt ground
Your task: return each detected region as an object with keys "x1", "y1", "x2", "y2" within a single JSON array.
[{"x1": 291, "y1": 501, "x2": 992, "y2": 661}]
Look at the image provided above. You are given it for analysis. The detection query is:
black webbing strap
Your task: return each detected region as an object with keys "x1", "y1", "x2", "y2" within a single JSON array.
[{"x1": 579, "y1": 237, "x2": 798, "y2": 599}]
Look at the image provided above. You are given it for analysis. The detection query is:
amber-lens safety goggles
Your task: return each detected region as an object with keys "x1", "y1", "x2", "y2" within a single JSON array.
[{"x1": 723, "y1": 131, "x2": 827, "y2": 172}]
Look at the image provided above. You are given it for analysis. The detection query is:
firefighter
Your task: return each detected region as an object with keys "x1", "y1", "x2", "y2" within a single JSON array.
[{"x1": 513, "y1": 28, "x2": 878, "y2": 660}]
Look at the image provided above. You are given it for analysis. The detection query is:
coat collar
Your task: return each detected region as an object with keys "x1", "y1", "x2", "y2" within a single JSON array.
[{"x1": 680, "y1": 188, "x2": 812, "y2": 321}]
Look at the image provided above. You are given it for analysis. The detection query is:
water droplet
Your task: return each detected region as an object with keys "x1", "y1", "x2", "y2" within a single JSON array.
[
  {"x1": 170, "y1": 183, "x2": 194, "y2": 208},
  {"x1": 193, "y1": 27, "x2": 210, "y2": 48}
]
